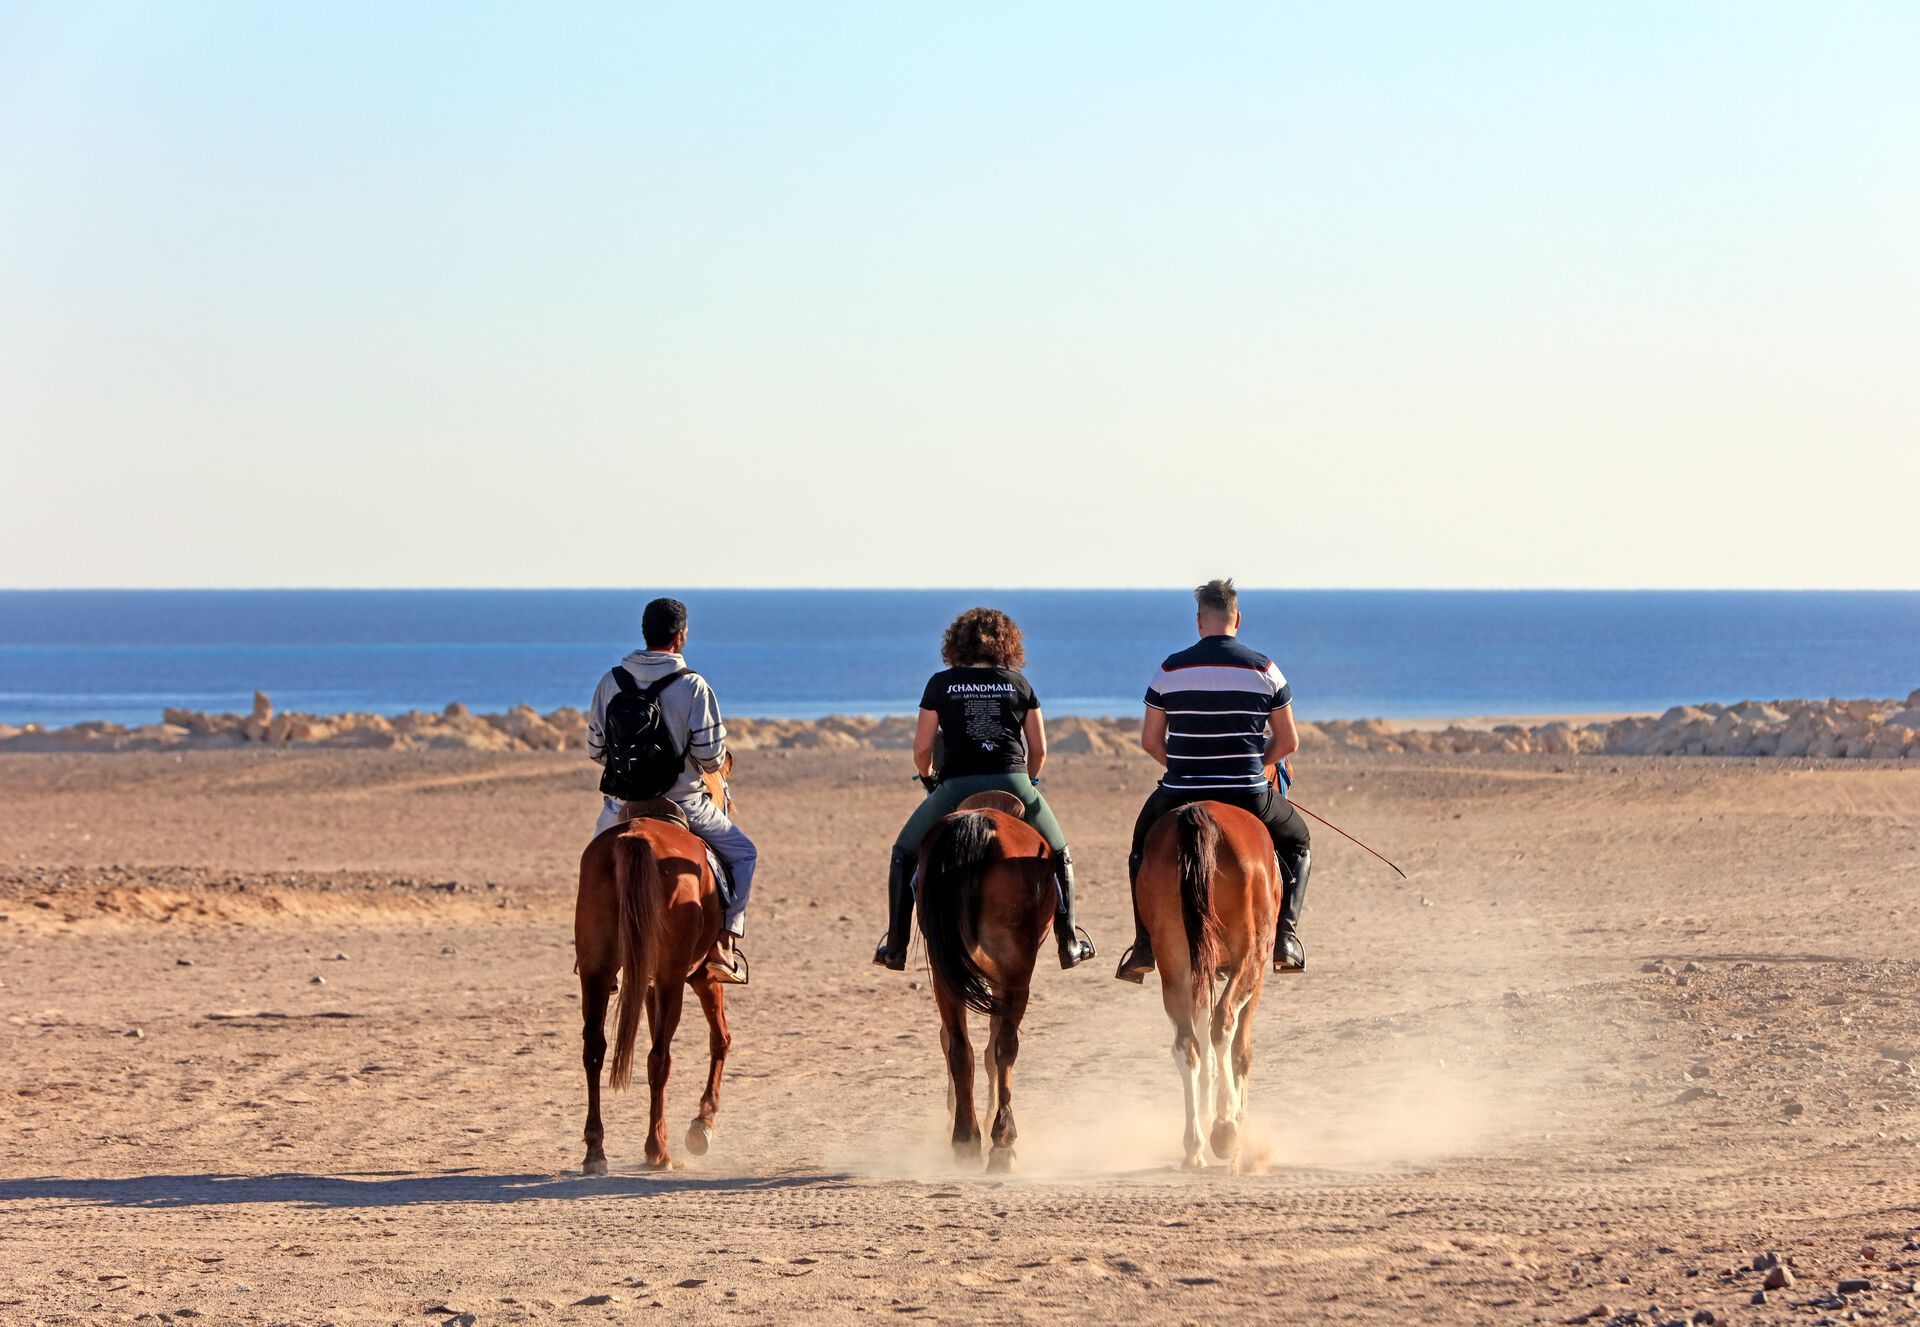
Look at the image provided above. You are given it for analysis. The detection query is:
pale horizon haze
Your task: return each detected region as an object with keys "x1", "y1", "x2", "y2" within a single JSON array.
[{"x1": 2, "y1": 3, "x2": 1916, "y2": 591}]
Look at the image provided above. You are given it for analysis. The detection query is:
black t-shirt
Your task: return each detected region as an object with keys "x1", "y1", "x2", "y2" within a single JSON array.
[{"x1": 919, "y1": 666, "x2": 1038, "y2": 778}]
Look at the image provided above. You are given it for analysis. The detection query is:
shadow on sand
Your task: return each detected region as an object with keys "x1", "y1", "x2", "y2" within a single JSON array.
[{"x1": 0, "y1": 1167, "x2": 855, "y2": 1210}]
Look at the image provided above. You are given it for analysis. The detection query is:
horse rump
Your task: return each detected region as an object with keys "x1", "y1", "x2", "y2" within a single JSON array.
[
  {"x1": 1174, "y1": 803, "x2": 1225, "y2": 984},
  {"x1": 608, "y1": 828, "x2": 663, "y2": 1090},
  {"x1": 917, "y1": 810, "x2": 1006, "y2": 1018}
]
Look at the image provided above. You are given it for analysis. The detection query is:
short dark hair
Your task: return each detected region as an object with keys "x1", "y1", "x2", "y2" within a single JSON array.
[
  {"x1": 1195, "y1": 578, "x2": 1237, "y2": 619},
  {"x1": 642, "y1": 597, "x2": 688, "y2": 649},
  {"x1": 941, "y1": 607, "x2": 1026, "y2": 669}
]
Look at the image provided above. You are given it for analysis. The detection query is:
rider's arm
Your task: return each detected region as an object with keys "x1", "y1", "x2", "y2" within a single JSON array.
[
  {"x1": 1265, "y1": 702, "x2": 1299, "y2": 763},
  {"x1": 1024, "y1": 708, "x2": 1047, "y2": 779},
  {"x1": 913, "y1": 708, "x2": 939, "y2": 779},
  {"x1": 586, "y1": 671, "x2": 616, "y2": 766},
  {"x1": 1140, "y1": 706, "x2": 1168, "y2": 766},
  {"x1": 685, "y1": 676, "x2": 728, "y2": 772}
]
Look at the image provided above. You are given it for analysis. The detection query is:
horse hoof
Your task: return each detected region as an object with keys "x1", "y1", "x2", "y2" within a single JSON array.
[
  {"x1": 686, "y1": 1121, "x2": 712, "y2": 1156},
  {"x1": 1182, "y1": 1153, "x2": 1208, "y2": 1171},
  {"x1": 1209, "y1": 1122, "x2": 1238, "y2": 1160},
  {"x1": 644, "y1": 1151, "x2": 673, "y2": 1171},
  {"x1": 986, "y1": 1146, "x2": 1016, "y2": 1174},
  {"x1": 582, "y1": 1153, "x2": 608, "y2": 1176}
]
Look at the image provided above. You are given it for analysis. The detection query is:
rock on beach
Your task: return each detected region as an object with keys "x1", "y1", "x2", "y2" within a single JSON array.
[{"x1": 4, "y1": 690, "x2": 1918, "y2": 759}]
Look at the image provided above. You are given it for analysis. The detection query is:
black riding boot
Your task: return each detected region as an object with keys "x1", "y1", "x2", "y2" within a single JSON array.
[
  {"x1": 1114, "y1": 849, "x2": 1155, "y2": 983},
  {"x1": 872, "y1": 847, "x2": 916, "y2": 970},
  {"x1": 1052, "y1": 849, "x2": 1095, "y2": 970},
  {"x1": 1274, "y1": 847, "x2": 1310, "y2": 972}
]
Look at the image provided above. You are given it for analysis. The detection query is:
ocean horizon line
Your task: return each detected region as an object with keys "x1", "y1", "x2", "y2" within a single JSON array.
[{"x1": 5, "y1": 585, "x2": 1920, "y2": 596}]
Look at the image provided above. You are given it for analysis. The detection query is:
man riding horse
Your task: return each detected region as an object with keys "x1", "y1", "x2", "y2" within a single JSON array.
[
  {"x1": 587, "y1": 597, "x2": 755, "y2": 984},
  {"x1": 1115, "y1": 578, "x2": 1312, "y2": 983}
]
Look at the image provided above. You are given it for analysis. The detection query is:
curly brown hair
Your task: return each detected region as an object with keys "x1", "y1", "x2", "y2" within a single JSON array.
[{"x1": 941, "y1": 607, "x2": 1026, "y2": 669}]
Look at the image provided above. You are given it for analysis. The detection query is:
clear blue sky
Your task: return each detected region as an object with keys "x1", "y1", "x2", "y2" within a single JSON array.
[{"x1": 2, "y1": 3, "x2": 1915, "y2": 588}]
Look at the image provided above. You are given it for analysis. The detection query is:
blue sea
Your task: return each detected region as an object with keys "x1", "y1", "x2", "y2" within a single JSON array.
[{"x1": 0, "y1": 590, "x2": 1915, "y2": 729}]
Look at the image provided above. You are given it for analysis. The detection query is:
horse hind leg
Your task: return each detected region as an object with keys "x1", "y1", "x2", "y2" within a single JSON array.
[
  {"x1": 982, "y1": 1026, "x2": 999, "y2": 1123},
  {"x1": 684, "y1": 972, "x2": 730, "y2": 1157},
  {"x1": 1224, "y1": 984, "x2": 1260, "y2": 1174},
  {"x1": 935, "y1": 985, "x2": 980, "y2": 1161},
  {"x1": 1160, "y1": 969, "x2": 1209, "y2": 1169},
  {"x1": 1171, "y1": 1028, "x2": 1209, "y2": 1169},
  {"x1": 1209, "y1": 969, "x2": 1254, "y2": 1163},
  {"x1": 985, "y1": 991, "x2": 1027, "y2": 1173},
  {"x1": 644, "y1": 981, "x2": 685, "y2": 1170},
  {"x1": 1209, "y1": 983, "x2": 1249, "y2": 1164},
  {"x1": 580, "y1": 969, "x2": 614, "y2": 1176}
]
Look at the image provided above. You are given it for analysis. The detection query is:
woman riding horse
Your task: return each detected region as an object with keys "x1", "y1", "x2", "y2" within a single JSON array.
[{"x1": 872, "y1": 607, "x2": 1096, "y2": 971}]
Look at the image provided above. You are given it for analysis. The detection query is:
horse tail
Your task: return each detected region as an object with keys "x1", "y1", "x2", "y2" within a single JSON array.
[
  {"x1": 1174, "y1": 803, "x2": 1224, "y2": 987},
  {"x1": 917, "y1": 811, "x2": 1006, "y2": 1018},
  {"x1": 608, "y1": 829, "x2": 662, "y2": 1090}
]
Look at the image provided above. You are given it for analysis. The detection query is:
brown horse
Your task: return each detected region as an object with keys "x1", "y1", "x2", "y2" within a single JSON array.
[
  {"x1": 1135, "y1": 800, "x2": 1281, "y2": 1171},
  {"x1": 574, "y1": 758, "x2": 733, "y2": 1174},
  {"x1": 915, "y1": 790, "x2": 1054, "y2": 1172}
]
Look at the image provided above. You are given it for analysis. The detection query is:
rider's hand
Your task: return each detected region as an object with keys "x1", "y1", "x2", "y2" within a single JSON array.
[{"x1": 915, "y1": 773, "x2": 939, "y2": 796}]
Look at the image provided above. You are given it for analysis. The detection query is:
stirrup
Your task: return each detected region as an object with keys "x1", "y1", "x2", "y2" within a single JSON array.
[
  {"x1": 1059, "y1": 929, "x2": 1105, "y2": 971},
  {"x1": 706, "y1": 947, "x2": 750, "y2": 986},
  {"x1": 873, "y1": 936, "x2": 906, "y2": 971},
  {"x1": 1273, "y1": 930, "x2": 1305, "y2": 974},
  {"x1": 1057, "y1": 926, "x2": 1096, "y2": 970},
  {"x1": 1114, "y1": 942, "x2": 1154, "y2": 984}
]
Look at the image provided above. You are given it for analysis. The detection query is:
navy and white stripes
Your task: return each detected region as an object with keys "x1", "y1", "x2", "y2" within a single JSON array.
[{"x1": 1144, "y1": 636, "x2": 1291, "y2": 793}]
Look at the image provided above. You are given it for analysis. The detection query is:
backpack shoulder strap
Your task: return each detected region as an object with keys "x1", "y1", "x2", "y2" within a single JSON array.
[
  {"x1": 641, "y1": 668, "x2": 692, "y2": 700},
  {"x1": 611, "y1": 666, "x2": 640, "y2": 696}
]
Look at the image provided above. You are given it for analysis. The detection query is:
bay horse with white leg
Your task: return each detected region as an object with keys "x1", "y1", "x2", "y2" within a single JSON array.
[
  {"x1": 574, "y1": 756, "x2": 734, "y2": 1174},
  {"x1": 1135, "y1": 799, "x2": 1281, "y2": 1171},
  {"x1": 916, "y1": 790, "x2": 1055, "y2": 1171}
]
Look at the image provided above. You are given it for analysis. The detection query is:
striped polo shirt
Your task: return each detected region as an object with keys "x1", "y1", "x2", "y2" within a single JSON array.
[{"x1": 1144, "y1": 635, "x2": 1292, "y2": 793}]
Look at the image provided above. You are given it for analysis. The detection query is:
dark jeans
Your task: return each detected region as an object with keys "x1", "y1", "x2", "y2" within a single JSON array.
[{"x1": 1128, "y1": 783, "x2": 1310, "y2": 880}]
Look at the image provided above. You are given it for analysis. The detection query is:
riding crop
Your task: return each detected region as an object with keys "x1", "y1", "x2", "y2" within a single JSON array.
[{"x1": 1287, "y1": 799, "x2": 1407, "y2": 879}]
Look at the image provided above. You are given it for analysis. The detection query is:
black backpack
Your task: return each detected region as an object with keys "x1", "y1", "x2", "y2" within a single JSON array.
[{"x1": 598, "y1": 667, "x2": 693, "y2": 801}]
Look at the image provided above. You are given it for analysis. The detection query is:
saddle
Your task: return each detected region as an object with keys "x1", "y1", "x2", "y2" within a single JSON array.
[
  {"x1": 617, "y1": 797, "x2": 689, "y2": 828},
  {"x1": 954, "y1": 790, "x2": 1027, "y2": 818},
  {"x1": 611, "y1": 799, "x2": 735, "y2": 908}
]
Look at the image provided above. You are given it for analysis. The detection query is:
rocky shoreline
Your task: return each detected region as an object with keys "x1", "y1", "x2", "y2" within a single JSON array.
[{"x1": 3, "y1": 689, "x2": 1918, "y2": 760}]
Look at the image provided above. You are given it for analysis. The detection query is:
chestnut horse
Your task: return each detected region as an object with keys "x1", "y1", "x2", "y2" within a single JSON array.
[
  {"x1": 574, "y1": 757, "x2": 733, "y2": 1174},
  {"x1": 1135, "y1": 800, "x2": 1281, "y2": 1171},
  {"x1": 915, "y1": 791, "x2": 1054, "y2": 1171}
]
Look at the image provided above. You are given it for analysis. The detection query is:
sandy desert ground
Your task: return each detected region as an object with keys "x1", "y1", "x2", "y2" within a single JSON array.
[{"x1": 3, "y1": 741, "x2": 1919, "y2": 1326}]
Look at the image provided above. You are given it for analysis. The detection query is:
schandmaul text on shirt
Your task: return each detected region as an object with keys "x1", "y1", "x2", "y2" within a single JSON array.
[{"x1": 920, "y1": 666, "x2": 1038, "y2": 778}]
